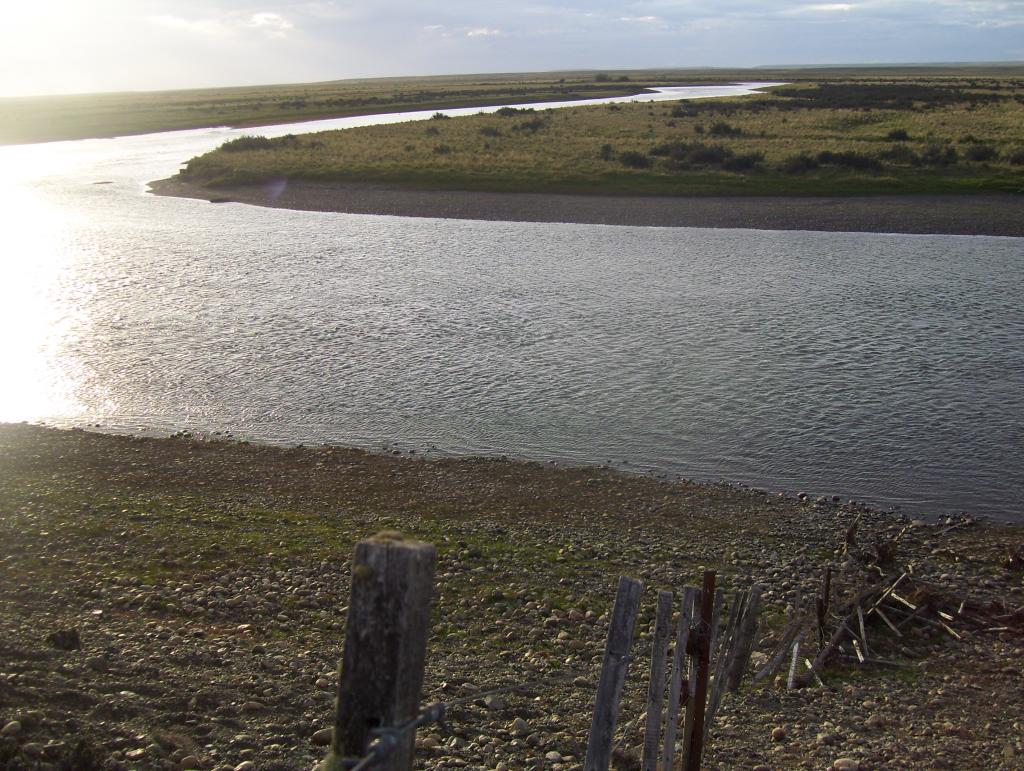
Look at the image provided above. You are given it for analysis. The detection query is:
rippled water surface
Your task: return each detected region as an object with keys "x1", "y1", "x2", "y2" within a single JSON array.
[{"x1": 2, "y1": 84, "x2": 1022, "y2": 520}]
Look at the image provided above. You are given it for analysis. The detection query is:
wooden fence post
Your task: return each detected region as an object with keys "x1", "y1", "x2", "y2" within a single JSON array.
[
  {"x1": 726, "y1": 586, "x2": 763, "y2": 692},
  {"x1": 641, "y1": 590, "x2": 673, "y2": 771},
  {"x1": 683, "y1": 570, "x2": 717, "y2": 771},
  {"x1": 661, "y1": 587, "x2": 697, "y2": 770},
  {"x1": 319, "y1": 532, "x2": 436, "y2": 771},
  {"x1": 585, "y1": 576, "x2": 643, "y2": 771}
]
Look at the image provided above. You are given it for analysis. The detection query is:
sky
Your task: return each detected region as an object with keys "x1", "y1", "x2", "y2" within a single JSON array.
[{"x1": 2, "y1": 1, "x2": 1023, "y2": 97}]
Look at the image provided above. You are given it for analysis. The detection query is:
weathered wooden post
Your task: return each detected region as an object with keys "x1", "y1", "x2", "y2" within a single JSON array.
[
  {"x1": 585, "y1": 576, "x2": 643, "y2": 771},
  {"x1": 641, "y1": 590, "x2": 673, "y2": 771},
  {"x1": 726, "y1": 585, "x2": 763, "y2": 692},
  {"x1": 319, "y1": 532, "x2": 436, "y2": 771},
  {"x1": 661, "y1": 586, "x2": 697, "y2": 770},
  {"x1": 683, "y1": 570, "x2": 716, "y2": 771}
]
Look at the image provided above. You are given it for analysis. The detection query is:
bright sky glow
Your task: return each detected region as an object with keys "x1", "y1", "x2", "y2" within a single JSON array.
[{"x1": 1, "y1": 0, "x2": 1023, "y2": 97}]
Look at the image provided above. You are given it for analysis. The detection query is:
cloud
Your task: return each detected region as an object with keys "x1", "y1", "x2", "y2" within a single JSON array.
[
  {"x1": 618, "y1": 16, "x2": 660, "y2": 23},
  {"x1": 466, "y1": 27, "x2": 502, "y2": 37},
  {"x1": 148, "y1": 9, "x2": 295, "y2": 39},
  {"x1": 248, "y1": 12, "x2": 295, "y2": 37}
]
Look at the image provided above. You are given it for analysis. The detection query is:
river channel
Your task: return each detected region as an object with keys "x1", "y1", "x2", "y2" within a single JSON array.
[{"x1": 2, "y1": 83, "x2": 1022, "y2": 520}]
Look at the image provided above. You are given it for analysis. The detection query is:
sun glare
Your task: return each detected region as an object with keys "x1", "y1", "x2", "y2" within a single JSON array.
[{"x1": 0, "y1": 174, "x2": 81, "y2": 421}]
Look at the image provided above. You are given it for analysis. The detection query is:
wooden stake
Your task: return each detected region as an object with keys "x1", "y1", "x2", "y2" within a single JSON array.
[
  {"x1": 683, "y1": 570, "x2": 716, "y2": 771},
  {"x1": 321, "y1": 532, "x2": 436, "y2": 771},
  {"x1": 585, "y1": 576, "x2": 643, "y2": 771},
  {"x1": 726, "y1": 585, "x2": 763, "y2": 692},
  {"x1": 641, "y1": 590, "x2": 673, "y2": 771},
  {"x1": 661, "y1": 587, "x2": 697, "y2": 771}
]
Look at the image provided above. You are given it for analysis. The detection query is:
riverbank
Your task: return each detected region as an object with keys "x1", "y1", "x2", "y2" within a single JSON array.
[
  {"x1": 2, "y1": 423, "x2": 1023, "y2": 769},
  {"x1": 150, "y1": 177, "x2": 1024, "y2": 236}
]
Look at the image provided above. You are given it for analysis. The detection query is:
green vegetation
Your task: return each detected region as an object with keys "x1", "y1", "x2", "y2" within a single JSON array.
[
  {"x1": 0, "y1": 70, "x2": 702, "y2": 145},
  {"x1": 178, "y1": 74, "x2": 1024, "y2": 197}
]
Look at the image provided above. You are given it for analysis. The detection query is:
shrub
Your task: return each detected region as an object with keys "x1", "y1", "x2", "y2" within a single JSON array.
[
  {"x1": 479, "y1": 126, "x2": 502, "y2": 137},
  {"x1": 722, "y1": 152, "x2": 764, "y2": 172},
  {"x1": 618, "y1": 151, "x2": 652, "y2": 168},
  {"x1": 879, "y1": 144, "x2": 921, "y2": 165},
  {"x1": 779, "y1": 153, "x2": 819, "y2": 174},
  {"x1": 512, "y1": 118, "x2": 547, "y2": 133},
  {"x1": 709, "y1": 121, "x2": 743, "y2": 137},
  {"x1": 220, "y1": 134, "x2": 299, "y2": 152},
  {"x1": 687, "y1": 143, "x2": 734, "y2": 165},
  {"x1": 495, "y1": 107, "x2": 535, "y2": 116},
  {"x1": 433, "y1": 144, "x2": 453, "y2": 155},
  {"x1": 816, "y1": 150, "x2": 882, "y2": 171},
  {"x1": 431, "y1": 112, "x2": 450, "y2": 120},
  {"x1": 1008, "y1": 148, "x2": 1024, "y2": 166},
  {"x1": 920, "y1": 143, "x2": 959, "y2": 166},
  {"x1": 600, "y1": 143, "x2": 615, "y2": 161},
  {"x1": 424, "y1": 126, "x2": 440, "y2": 136},
  {"x1": 595, "y1": 72, "x2": 611, "y2": 82},
  {"x1": 885, "y1": 129, "x2": 910, "y2": 141},
  {"x1": 964, "y1": 144, "x2": 999, "y2": 162}
]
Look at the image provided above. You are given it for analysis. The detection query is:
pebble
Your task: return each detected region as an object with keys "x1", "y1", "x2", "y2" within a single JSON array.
[
  {"x1": 180, "y1": 755, "x2": 200, "y2": 769},
  {"x1": 233, "y1": 763, "x2": 256, "y2": 771},
  {"x1": 832, "y1": 759, "x2": 860, "y2": 771},
  {"x1": 0, "y1": 721, "x2": 21, "y2": 738},
  {"x1": 311, "y1": 727, "x2": 333, "y2": 746},
  {"x1": 510, "y1": 718, "x2": 530, "y2": 737},
  {"x1": 771, "y1": 726, "x2": 787, "y2": 742}
]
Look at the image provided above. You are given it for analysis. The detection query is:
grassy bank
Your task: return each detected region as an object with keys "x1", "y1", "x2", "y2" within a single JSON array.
[
  {"x1": 1, "y1": 69, "x2": 717, "y2": 146},
  {"x1": 177, "y1": 75, "x2": 1024, "y2": 197},
  {"x1": 2, "y1": 424, "x2": 1023, "y2": 769}
]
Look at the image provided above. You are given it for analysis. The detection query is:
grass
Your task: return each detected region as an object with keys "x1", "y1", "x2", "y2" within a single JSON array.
[
  {"x1": 0, "y1": 69, "x2": 717, "y2": 145},
  {"x1": 177, "y1": 74, "x2": 1024, "y2": 197}
]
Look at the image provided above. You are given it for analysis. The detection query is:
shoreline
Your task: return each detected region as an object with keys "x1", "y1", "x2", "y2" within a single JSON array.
[
  {"x1": 150, "y1": 177, "x2": 1024, "y2": 236},
  {"x1": 2, "y1": 423, "x2": 1023, "y2": 770}
]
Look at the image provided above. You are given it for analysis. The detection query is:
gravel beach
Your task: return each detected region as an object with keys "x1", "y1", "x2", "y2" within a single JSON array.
[
  {"x1": 2, "y1": 424, "x2": 1023, "y2": 770},
  {"x1": 149, "y1": 178, "x2": 1024, "y2": 237}
]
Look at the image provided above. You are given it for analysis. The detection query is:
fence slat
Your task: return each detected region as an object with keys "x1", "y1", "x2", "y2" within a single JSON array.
[
  {"x1": 321, "y1": 532, "x2": 436, "y2": 771},
  {"x1": 641, "y1": 590, "x2": 673, "y2": 771},
  {"x1": 726, "y1": 585, "x2": 763, "y2": 692},
  {"x1": 585, "y1": 576, "x2": 644, "y2": 771},
  {"x1": 683, "y1": 570, "x2": 717, "y2": 771},
  {"x1": 661, "y1": 586, "x2": 697, "y2": 770}
]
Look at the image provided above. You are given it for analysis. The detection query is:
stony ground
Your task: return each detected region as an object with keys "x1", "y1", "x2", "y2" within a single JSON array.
[{"x1": 1, "y1": 423, "x2": 1022, "y2": 770}]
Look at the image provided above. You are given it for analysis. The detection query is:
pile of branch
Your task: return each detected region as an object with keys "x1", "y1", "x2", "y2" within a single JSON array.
[{"x1": 755, "y1": 569, "x2": 1024, "y2": 689}]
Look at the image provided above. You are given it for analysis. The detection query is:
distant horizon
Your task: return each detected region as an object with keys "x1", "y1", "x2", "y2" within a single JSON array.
[
  {"x1": 3, "y1": 1, "x2": 1024, "y2": 99},
  {"x1": 4, "y1": 59, "x2": 1024, "y2": 101}
]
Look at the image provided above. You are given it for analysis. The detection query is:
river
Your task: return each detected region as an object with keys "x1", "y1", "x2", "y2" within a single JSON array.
[{"x1": 2, "y1": 83, "x2": 1022, "y2": 520}]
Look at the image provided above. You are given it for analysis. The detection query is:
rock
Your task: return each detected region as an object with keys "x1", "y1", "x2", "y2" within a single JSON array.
[
  {"x1": 125, "y1": 748, "x2": 147, "y2": 760},
  {"x1": 816, "y1": 732, "x2": 839, "y2": 746},
  {"x1": 483, "y1": 694, "x2": 507, "y2": 711},
  {"x1": 233, "y1": 763, "x2": 256, "y2": 771},
  {"x1": 510, "y1": 718, "x2": 530, "y2": 737},
  {"x1": 0, "y1": 721, "x2": 21, "y2": 738},
  {"x1": 179, "y1": 756, "x2": 200, "y2": 769},
  {"x1": 240, "y1": 701, "x2": 265, "y2": 713},
  {"x1": 46, "y1": 628, "x2": 81, "y2": 651},
  {"x1": 832, "y1": 760, "x2": 859, "y2": 771},
  {"x1": 865, "y1": 713, "x2": 886, "y2": 730},
  {"x1": 310, "y1": 727, "x2": 333, "y2": 746},
  {"x1": 544, "y1": 750, "x2": 563, "y2": 762},
  {"x1": 771, "y1": 726, "x2": 787, "y2": 742}
]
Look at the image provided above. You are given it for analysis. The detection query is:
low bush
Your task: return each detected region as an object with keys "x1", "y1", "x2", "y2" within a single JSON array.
[
  {"x1": 722, "y1": 152, "x2": 764, "y2": 172},
  {"x1": 431, "y1": 112, "x2": 450, "y2": 120},
  {"x1": 1008, "y1": 148, "x2": 1024, "y2": 166},
  {"x1": 778, "y1": 153, "x2": 819, "y2": 174},
  {"x1": 920, "y1": 143, "x2": 959, "y2": 166},
  {"x1": 618, "y1": 151, "x2": 652, "y2": 168},
  {"x1": 220, "y1": 134, "x2": 300, "y2": 152},
  {"x1": 479, "y1": 126, "x2": 502, "y2": 137},
  {"x1": 816, "y1": 150, "x2": 882, "y2": 171},
  {"x1": 433, "y1": 144, "x2": 453, "y2": 155},
  {"x1": 512, "y1": 118, "x2": 547, "y2": 133},
  {"x1": 879, "y1": 144, "x2": 921, "y2": 165},
  {"x1": 600, "y1": 143, "x2": 615, "y2": 161},
  {"x1": 709, "y1": 121, "x2": 743, "y2": 137},
  {"x1": 495, "y1": 107, "x2": 535, "y2": 117},
  {"x1": 964, "y1": 144, "x2": 999, "y2": 162},
  {"x1": 885, "y1": 128, "x2": 910, "y2": 141}
]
